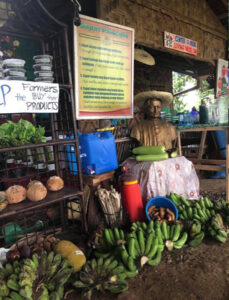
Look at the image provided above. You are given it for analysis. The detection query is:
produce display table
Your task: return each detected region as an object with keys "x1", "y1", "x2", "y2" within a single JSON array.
[
  {"x1": 177, "y1": 126, "x2": 229, "y2": 201},
  {"x1": 123, "y1": 156, "x2": 199, "y2": 205}
]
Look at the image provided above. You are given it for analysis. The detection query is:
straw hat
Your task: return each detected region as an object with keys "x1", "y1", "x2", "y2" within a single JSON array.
[
  {"x1": 134, "y1": 91, "x2": 173, "y2": 110},
  {"x1": 134, "y1": 48, "x2": 155, "y2": 65}
]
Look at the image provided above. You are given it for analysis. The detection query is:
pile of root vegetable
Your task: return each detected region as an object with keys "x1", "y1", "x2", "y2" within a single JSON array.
[{"x1": 74, "y1": 193, "x2": 229, "y2": 299}]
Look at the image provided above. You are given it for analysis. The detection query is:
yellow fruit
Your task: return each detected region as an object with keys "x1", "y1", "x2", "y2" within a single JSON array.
[{"x1": 55, "y1": 240, "x2": 86, "y2": 272}]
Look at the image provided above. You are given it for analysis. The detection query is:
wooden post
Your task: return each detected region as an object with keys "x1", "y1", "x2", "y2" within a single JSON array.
[
  {"x1": 177, "y1": 131, "x2": 182, "y2": 156},
  {"x1": 197, "y1": 130, "x2": 207, "y2": 162},
  {"x1": 226, "y1": 128, "x2": 229, "y2": 201}
]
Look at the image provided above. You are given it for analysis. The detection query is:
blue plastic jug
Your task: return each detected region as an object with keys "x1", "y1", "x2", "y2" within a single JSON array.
[{"x1": 79, "y1": 131, "x2": 118, "y2": 175}]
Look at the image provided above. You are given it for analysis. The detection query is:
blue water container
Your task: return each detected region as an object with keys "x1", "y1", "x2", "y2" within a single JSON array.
[
  {"x1": 79, "y1": 131, "x2": 118, "y2": 175},
  {"x1": 66, "y1": 134, "x2": 82, "y2": 175}
]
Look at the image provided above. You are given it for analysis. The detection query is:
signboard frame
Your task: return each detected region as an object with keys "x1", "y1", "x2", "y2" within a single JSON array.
[
  {"x1": 164, "y1": 31, "x2": 197, "y2": 56},
  {"x1": 74, "y1": 14, "x2": 134, "y2": 120}
]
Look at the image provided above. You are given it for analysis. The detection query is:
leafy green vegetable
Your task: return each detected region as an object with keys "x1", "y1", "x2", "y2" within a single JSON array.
[{"x1": 0, "y1": 119, "x2": 46, "y2": 148}]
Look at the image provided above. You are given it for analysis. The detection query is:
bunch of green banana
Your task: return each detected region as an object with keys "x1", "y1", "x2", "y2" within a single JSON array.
[
  {"x1": 0, "y1": 260, "x2": 23, "y2": 299},
  {"x1": 94, "y1": 227, "x2": 126, "y2": 259},
  {"x1": 170, "y1": 194, "x2": 216, "y2": 224},
  {"x1": 130, "y1": 221, "x2": 149, "y2": 233},
  {"x1": 164, "y1": 222, "x2": 188, "y2": 251},
  {"x1": 73, "y1": 257, "x2": 129, "y2": 299},
  {"x1": 126, "y1": 224, "x2": 164, "y2": 268},
  {"x1": 207, "y1": 214, "x2": 227, "y2": 243},
  {"x1": 214, "y1": 200, "x2": 228, "y2": 211},
  {"x1": 18, "y1": 251, "x2": 72, "y2": 299}
]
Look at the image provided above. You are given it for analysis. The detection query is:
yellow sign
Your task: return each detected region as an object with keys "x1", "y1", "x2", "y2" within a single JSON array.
[{"x1": 74, "y1": 15, "x2": 134, "y2": 119}]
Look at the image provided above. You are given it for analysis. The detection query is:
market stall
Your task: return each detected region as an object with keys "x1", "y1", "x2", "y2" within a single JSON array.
[{"x1": 0, "y1": 0, "x2": 229, "y2": 299}]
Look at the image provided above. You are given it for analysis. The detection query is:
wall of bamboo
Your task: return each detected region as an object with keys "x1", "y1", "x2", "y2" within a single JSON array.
[{"x1": 97, "y1": 0, "x2": 227, "y2": 62}]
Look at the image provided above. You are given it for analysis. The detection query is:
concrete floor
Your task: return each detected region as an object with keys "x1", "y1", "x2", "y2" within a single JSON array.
[{"x1": 200, "y1": 179, "x2": 226, "y2": 192}]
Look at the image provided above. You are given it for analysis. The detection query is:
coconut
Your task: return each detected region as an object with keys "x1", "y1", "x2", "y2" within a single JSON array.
[
  {"x1": 27, "y1": 180, "x2": 42, "y2": 189},
  {"x1": 6, "y1": 185, "x2": 26, "y2": 204},
  {"x1": 27, "y1": 182, "x2": 47, "y2": 202},
  {"x1": 47, "y1": 176, "x2": 64, "y2": 191}
]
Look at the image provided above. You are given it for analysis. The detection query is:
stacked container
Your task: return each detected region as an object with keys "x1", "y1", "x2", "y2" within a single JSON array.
[
  {"x1": 33, "y1": 55, "x2": 54, "y2": 83},
  {"x1": 2, "y1": 59, "x2": 26, "y2": 81}
]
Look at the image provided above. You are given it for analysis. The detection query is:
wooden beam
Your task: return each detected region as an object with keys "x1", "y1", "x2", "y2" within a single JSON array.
[
  {"x1": 178, "y1": 126, "x2": 229, "y2": 133},
  {"x1": 194, "y1": 165, "x2": 225, "y2": 171},
  {"x1": 190, "y1": 159, "x2": 226, "y2": 165}
]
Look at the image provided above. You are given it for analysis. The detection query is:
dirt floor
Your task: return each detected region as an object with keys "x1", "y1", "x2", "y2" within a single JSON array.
[
  {"x1": 97, "y1": 240, "x2": 229, "y2": 300},
  {"x1": 68, "y1": 179, "x2": 229, "y2": 300}
]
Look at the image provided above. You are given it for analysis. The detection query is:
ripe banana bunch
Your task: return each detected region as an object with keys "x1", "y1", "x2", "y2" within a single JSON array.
[
  {"x1": 73, "y1": 257, "x2": 128, "y2": 299},
  {"x1": 18, "y1": 251, "x2": 72, "y2": 299},
  {"x1": 207, "y1": 214, "x2": 227, "y2": 243}
]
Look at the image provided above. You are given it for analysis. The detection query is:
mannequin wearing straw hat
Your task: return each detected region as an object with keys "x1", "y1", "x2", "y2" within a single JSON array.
[{"x1": 130, "y1": 91, "x2": 177, "y2": 150}]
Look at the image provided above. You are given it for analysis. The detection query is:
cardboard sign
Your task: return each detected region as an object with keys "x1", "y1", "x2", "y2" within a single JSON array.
[
  {"x1": 74, "y1": 15, "x2": 134, "y2": 119},
  {"x1": 0, "y1": 80, "x2": 59, "y2": 113},
  {"x1": 164, "y1": 31, "x2": 197, "y2": 56}
]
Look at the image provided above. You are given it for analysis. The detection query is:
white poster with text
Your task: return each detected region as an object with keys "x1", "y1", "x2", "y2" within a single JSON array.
[{"x1": 0, "y1": 80, "x2": 59, "y2": 113}]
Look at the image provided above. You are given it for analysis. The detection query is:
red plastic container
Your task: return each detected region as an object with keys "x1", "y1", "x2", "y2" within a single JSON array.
[{"x1": 122, "y1": 179, "x2": 144, "y2": 222}]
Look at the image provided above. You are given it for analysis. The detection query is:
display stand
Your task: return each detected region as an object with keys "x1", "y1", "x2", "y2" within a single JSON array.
[{"x1": 177, "y1": 126, "x2": 229, "y2": 201}]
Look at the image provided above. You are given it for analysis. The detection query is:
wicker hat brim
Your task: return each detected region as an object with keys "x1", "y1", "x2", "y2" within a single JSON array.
[
  {"x1": 134, "y1": 49, "x2": 155, "y2": 65},
  {"x1": 134, "y1": 91, "x2": 173, "y2": 110}
]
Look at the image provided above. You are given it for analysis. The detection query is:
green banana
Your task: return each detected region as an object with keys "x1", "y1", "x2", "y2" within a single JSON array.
[
  {"x1": 108, "y1": 229, "x2": 116, "y2": 245},
  {"x1": 127, "y1": 257, "x2": 136, "y2": 272},
  {"x1": 7, "y1": 279, "x2": 20, "y2": 292},
  {"x1": 119, "y1": 229, "x2": 125, "y2": 240},
  {"x1": 172, "y1": 224, "x2": 181, "y2": 242},
  {"x1": 124, "y1": 269, "x2": 138, "y2": 278},
  {"x1": 94, "y1": 251, "x2": 110, "y2": 259},
  {"x1": 127, "y1": 237, "x2": 136, "y2": 258},
  {"x1": 120, "y1": 248, "x2": 129, "y2": 266},
  {"x1": 145, "y1": 233, "x2": 154, "y2": 256},
  {"x1": 189, "y1": 231, "x2": 205, "y2": 247},
  {"x1": 90, "y1": 258, "x2": 97, "y2": 270},
  {"x1": 113, "y1": 227, "x2": 120, "y2": 241},
  {"x1": 155, "y1": 228, "x2": 163, "y2": 245},
  {"x1": 183, "y1": 210, "x2": 188, "y2": 220},
  {"x1": 180, "y1": 196, "x2": 191, "y2": 207},
  {"x1": 173, "y1": 232, "x2": 188, "y2": 249},
  {"x1": 104, "y1": 229, "x2": 113, "y2": 246},
  {"x1": 138, "y1": 230, "x2": 145, "y2": 254},
  {"x1": 9, "y1": 291, "x2": 23, "y2": 300},
  {"x1": 147, "y1": 237, "x2": 158, "y2": 259},
  {"x1": 215, "y1": 231, "x2": 227, "y2": 243},
  {"x1": 148, "y1": 249, "x2": 162, "y2": 266}
]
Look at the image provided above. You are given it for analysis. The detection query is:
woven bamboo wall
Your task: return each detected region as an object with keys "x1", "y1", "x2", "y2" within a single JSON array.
[
  {"x1": 97, "y1": 0, "x2": 227, "y2": 62},
  {"x1": 134, "y1": 63, "x2": 172, "y2": 95}
]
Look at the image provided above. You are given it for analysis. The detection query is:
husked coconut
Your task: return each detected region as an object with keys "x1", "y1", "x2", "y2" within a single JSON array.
[
  {"x1": 47, "y1": 176, "x2": 64, "y2": 191},
  {"x1": 27, "y1": 181, "x2": 47, "y2": 201},
  {"x1": 27, "y1": 180, "x2": 42, "y2": 189},
  {"x1": 6, "y1": 185, "x2": 26, "y2": 204}
]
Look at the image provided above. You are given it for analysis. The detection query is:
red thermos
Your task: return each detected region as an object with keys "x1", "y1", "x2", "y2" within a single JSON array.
[{"x1": 122, "y1": 179, "x2": 144, "y2": 222}]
